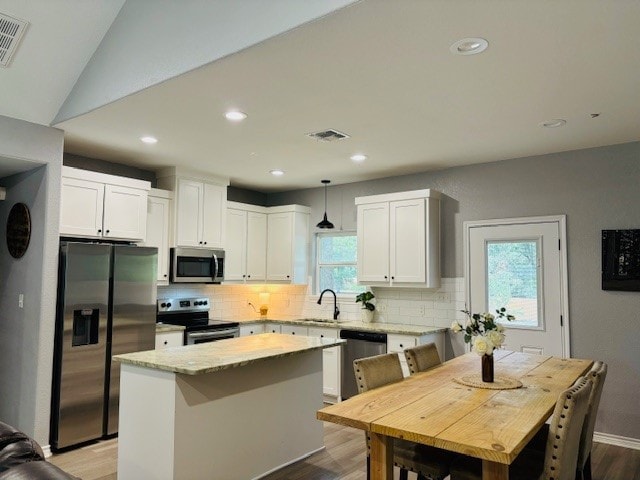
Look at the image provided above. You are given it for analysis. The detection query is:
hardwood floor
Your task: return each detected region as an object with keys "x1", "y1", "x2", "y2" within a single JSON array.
[{"x1": 49, "y1": 423, "x2": 640, "y2": 480}]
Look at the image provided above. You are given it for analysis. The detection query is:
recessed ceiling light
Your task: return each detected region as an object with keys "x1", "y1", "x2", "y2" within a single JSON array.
[
  {"x1": 140, "y1": 136, "x2": 158, "y2": 144},
  {"x1": 350, "y1": 154, "x2": 367, "y2": 162},
  {"x1": 539, "y1": 119, "x2": 567, "y2": 128},
  {"x1": 270, "y1": 169, "x2": 284, "y2": 176},
  {"x1": 450, "y1": 37, "x2": 488, "y2": 56},
  {"x1": 225, "y1": 110, "x2": 247, "y2": 121}
]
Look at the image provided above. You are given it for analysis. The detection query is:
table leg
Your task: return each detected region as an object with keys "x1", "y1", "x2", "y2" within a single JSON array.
[
  {"x1": 482, "y1": 459, "x2": 508, "y2": 480},
  {"x1": 369, "y1": 432, "x2": 393, "y2": 480}
]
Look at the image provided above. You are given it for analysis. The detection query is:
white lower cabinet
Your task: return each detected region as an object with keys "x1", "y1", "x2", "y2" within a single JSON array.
[
  {"x1": 155, "y1": 331, "x2": 183, "y2": 349},
  {"x1": 387, "y1": 333, "x2": 445, "y2": 377},
  {"x1": 264, "y1": 323, "x2": 281, "y2": 334},
  {"x1": 280, "y1": 325, "x2": 308, "y2": 336},
  {"x1": 308, "y1": 327, "x2": 341, "y2": 401},
  {"x1": 239, "y1": 323, "x2": 264, "y2": 336}
]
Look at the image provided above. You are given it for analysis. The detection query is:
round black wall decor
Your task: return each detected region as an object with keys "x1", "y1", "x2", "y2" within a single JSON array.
[{"x1": 6, "y1": 203, "x2": 31, "y2": 259}]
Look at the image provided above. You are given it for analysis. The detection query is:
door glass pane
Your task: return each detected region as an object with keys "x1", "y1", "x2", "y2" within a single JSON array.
[{"x1": 486, "y1": 240, "x2": 540, "y2": 328}]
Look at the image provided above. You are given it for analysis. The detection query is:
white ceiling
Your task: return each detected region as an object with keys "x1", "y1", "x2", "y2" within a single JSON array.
[{"x1": 4, "y1": 1, "x2": 640, "y2": 192}]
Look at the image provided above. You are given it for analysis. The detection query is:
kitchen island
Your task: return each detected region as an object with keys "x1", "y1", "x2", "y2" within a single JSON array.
[{"x1": 114, "y1": 333, "x2": 344, "y2": 480}]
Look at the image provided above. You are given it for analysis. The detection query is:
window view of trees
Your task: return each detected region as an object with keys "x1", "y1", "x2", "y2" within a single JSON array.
[
  {"x1": 487, "y1": 240, "x2": 539, "y2": 327},
  {"x1": 317, "y1": 234, "x2": 364, "y2": 294}
]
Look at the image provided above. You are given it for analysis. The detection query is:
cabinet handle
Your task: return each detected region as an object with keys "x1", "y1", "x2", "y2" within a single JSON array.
[
  {"x1": 98, "y1": 229, "x2": 102, "y2": 233},
  {"x1": 242, "y1": 275, "x2": 246, "y2": 278},
  {"x1": 292, "y1": 332, "x2": 295, "y2": 335},
  {"x1": 204, "y1": 241, "x2": 207, "y2": 245},
  {"x1": 164, "y1": 274, "x2": 168, "y2": 278},
  {"x1": 286, "y1": 275, "x2": 290, "y2": 279},
  {"x1": 199, "y1": 241, "x2": 203, "y2": 245},
  {"x1": 163, "y1": 341, "x2": 168, "y2": 345},
  {"x1": 391, "y1": 276, "x2": 395, "y2": 280},
  {"x1": 247, "y1": 275, "x2": 251, "y2": 279},
  {"x1": 105, "y1": 230, "x2": 110, "y2": 234},
  {"x1": 399, "y1": 344, "x2": 403, "y2": 348},
  {"x1": 384, "y1": 275, "x2": 388, "y2": 280}
]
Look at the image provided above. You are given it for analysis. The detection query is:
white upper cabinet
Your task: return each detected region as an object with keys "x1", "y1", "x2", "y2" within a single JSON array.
[
  {"x1": 225, "y1": 204, "x2": 267, "y2": 282},
  {"x1": 226, "y1": 202, "x2": 307, "y2": 284},
  {"x1": 143, "y1": 189, "x2": 173, "y2": 284},
  {"x1": 60, "y1": 167, "x2": 150, "y2": 242},
  {"x1": 156, "y1": 168, "x2": 229, "y2": 250},
  {"x1": 356, "y1": 189, "x2": 440, "y2": 288},
  {"x1": 266, "y1": 205, "x2": 310, "y2": 283}
]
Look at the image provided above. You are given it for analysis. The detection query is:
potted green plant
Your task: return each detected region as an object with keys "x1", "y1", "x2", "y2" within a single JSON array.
[{"x1": 355, "y1": 291, "x2": 375, "y2": 323}]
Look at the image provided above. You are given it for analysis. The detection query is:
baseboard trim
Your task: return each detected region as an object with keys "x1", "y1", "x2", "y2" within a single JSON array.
[
  {"x1": 594, "y1": 432, "x2": 640, "y2": 450},
  {"x1": 253, "y1": 446, "x2": 325, "y2": 479},
  {"x1": 41, "y1": 445, "x2": 52, "y2": 458}
]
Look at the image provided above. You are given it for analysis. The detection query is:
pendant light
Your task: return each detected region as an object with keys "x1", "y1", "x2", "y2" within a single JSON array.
[{"x1": 316, "y1": 179, "x2": 335, "y2": 229}]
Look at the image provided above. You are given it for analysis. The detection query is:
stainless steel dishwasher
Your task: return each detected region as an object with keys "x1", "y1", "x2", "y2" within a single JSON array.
[{"x1": 340, "y1": 329, "x2": 387, "y2": 400}]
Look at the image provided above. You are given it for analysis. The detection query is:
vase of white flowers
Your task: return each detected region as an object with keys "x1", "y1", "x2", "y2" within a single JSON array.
[{"x1": 451, "y1": 307, "x2": 515, "y2": 382}]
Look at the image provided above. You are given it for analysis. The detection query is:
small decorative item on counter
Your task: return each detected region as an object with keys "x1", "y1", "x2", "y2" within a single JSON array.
[
  {"x1": 451, "y1": 307, "x2": 515, "y2": 382},
  {"x1": 259, "y1": 292, "x2": 270, "y2": 318},
  {"x1": 355, "y1": 291, "x2": 375, "y2": 323}
]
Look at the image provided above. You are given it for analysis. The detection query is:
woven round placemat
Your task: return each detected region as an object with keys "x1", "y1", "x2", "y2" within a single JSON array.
[{"x1": 453, "y1": 374, "x2": 523, "y2": 390}]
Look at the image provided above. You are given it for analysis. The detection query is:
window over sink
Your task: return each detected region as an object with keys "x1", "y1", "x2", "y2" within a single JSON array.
[{"x1": 316, "y1": 233, "x2": 364, "y2": 295}]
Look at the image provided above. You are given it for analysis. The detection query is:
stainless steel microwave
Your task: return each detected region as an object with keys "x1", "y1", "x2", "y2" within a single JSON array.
[{"x1": 170, "y1": 247, "x2": 224, "y2": 283}]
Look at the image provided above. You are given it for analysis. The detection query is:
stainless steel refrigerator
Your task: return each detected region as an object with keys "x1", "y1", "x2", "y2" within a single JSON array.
[{"x1": 50, "y1": 242, "x2": 157, "y2": 450}]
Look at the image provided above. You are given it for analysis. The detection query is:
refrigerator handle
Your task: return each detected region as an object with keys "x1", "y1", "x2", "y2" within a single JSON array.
[{"x1": 211, "y1": 253, "x2": 219, "y2": 281}]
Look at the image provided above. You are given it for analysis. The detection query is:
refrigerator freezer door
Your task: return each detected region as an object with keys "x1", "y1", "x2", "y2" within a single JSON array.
[
  {"x1": 106, "y1": 245, "x2": 157, "y2": 435},
  {"x1": 52, "y1": 242, "x2": 111, "y2": 449}
]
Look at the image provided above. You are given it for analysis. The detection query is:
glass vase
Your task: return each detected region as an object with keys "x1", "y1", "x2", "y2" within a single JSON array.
[{"x1": 482, "y1": 354, "x2": 494, "y2": 382}]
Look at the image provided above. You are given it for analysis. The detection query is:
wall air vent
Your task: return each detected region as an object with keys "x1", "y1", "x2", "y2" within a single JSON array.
[
  {"x1": 307, "y1": 129, "x2": 350, "y2": 142},
  {"x1": 0, "y1": 12, "x2": 28, "y2": 68}
]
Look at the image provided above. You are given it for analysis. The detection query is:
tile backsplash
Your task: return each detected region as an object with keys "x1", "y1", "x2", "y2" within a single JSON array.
[{"x1": 158, "y1": 277, "x2": 465, "y2": 328}]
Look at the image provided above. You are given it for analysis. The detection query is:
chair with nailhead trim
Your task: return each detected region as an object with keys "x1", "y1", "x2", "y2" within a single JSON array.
[
  {"x1": 449, "y1": 375, "x2": 593, "y2": 480},
  {"x1": 404, "y1": 343, "x2": 441, "y2": 375},
  {"x1": 353, "y1": 353, "x2": 453, "y2": 480}
]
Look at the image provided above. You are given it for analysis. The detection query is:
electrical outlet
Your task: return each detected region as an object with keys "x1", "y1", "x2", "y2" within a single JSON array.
[
  {"x1": 18, "y1": 293, "x2": 24, "y2": 308},
  {"x1": 434, "y1": 293, "x2": 451, "y2": 302},
  {"x1": 378, "y1": 303, "x2": 387, "y2": 313}
]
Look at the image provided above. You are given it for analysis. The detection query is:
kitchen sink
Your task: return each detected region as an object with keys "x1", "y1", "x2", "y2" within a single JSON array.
[{"x1": 303, "y1": 318, "x2": 338, "y2": 324}]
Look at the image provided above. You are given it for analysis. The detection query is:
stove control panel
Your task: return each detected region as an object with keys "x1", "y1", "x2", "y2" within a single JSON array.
[{"x1": 157, "y1": 297, "x2": 210, "y2": 314}]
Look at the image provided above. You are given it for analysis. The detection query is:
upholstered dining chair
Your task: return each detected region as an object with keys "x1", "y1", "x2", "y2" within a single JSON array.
[
  {"x1": 449, "y1": 375, "x2": 593, "y2": 480},
  {"x1": 353, "y1": 353, "x2": 453, "y2": 480},
  {"x1": 403, "y1": 343, "x2": 441, "y2": 375},
  {"x1": 528, "y1": 361, "x2": 608, "y2": 480}
]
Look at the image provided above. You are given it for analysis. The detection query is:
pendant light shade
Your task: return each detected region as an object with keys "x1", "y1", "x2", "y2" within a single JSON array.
[{"x1": 316, "y1": 179, "x2": 334, "y2": 229}]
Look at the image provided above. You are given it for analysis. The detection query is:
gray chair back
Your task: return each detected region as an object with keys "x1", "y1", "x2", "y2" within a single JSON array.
[
  {"x1": 404, "y1": 343, "x2": 441, "y2": 374},
  {"x1": 543, "y1": 376, "x2": 592, "y2": 480},
  {"x1": 354, "y1": 353, "x2": 404, "y2": 393}
]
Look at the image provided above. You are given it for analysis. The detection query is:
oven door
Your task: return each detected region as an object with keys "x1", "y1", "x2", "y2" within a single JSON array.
[
  {"x1": 185, "y1": 328, "x2": 239, "y2": 345},
  {"x1": 170, "y1": 248, "x2": 224, "y2": 283}
]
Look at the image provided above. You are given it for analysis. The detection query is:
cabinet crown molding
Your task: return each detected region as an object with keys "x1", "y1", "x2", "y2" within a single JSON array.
[
  {"x1": 355, "y1": 189, "x2": 441, "y2": 205},
  {"x1": 155, "y1": 166, "x2": 229, "y2": 187},
  {"x1": 62, "y1": 166, "x2": 151, "y2": 191}
]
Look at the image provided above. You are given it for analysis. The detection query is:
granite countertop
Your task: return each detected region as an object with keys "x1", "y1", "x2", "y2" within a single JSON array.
[
  {"x1": 114, "y1": 333, "x2": 344, "y2": 375},
  {"x1": 237, "y1": 317, "x2": 447, "y2": 336},
  {"x1": 155, "y1": 323, "x2": 185, "y2": 333}
]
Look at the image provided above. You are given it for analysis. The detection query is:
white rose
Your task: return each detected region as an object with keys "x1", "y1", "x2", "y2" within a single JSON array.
[
  {"x1": 483, "y1": 313, "x2": 495, "y2": 322},
  {"x1": 451, "y1": 321, "x2": 463, "y2": 333},
  {"x1": 496, "y1": 323, "x2": 505, "y2": 333},
  {"x1": 486, "y1": 330, "x2": 505, "y2": 348},
  {"x1": 473, "y1": 335, "x2": 494, "y2": 356}
]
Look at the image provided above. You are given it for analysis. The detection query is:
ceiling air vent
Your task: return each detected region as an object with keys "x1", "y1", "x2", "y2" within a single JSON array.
[
  {"x1": 0, "y1": 12, "x2": 28, "y2": 68},
  {"x1": 307, "y1": 129, "x2": 350, "y2": 142}
]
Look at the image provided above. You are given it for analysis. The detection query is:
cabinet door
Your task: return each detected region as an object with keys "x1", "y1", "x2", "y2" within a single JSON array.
[
  {"x1": 390, "y1": 199, "x2": 426, "y2": 283},
  {"x1": 145, "y1": 196, "x2": 170, "y2": 282},
  {"x1": 308, "y1": 327, "x2": 340, "y2": 398},
  {"x1": 239, "y1": 323, "x2": 263, "y2": 336},
  {"x1": 103, "y1": 185, "x2": 148, "y2": 241},
  {"x1": 264, "y1": 323, "x2": 281, "y2": 334},
  {"x1": 357, "y1": 202, "x2": 390, "y2": 282},
  {"x1": 176, "y1": 179, "x2": 203, "y2": 247},
  {"x1": 202, "y1": 183, "x2": 226, "y2": 248},
  {"x1": 60, "y1": 177, "x2": 104, "y2": 238},
  {"x1": 246, "y1": 211, "x2": 267, "y2": 281},
  {"x1": 155, "y1": 331, "x2": 183, "y2": 349},
  {"x1": 225, "y1": 209, "x2": 247, "y2": 281},
  {"x1": 280, "y1": 325, "x2": 308, "y2": 336},
  {"x1": 266, "y1": 212, "x2": 293, "y2": 281}
]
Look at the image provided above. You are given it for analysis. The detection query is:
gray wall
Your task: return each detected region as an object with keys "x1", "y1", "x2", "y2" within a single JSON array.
[
  {"x1": 64, "y1": 153, "x2": 156, "y2": 185},
  {"x1": 227, "y1": 186, "x2": 268, "y2": 206},
  {"x1": 0, "y1": 116, "x2": 63, "y2": 446},
  {"x1": 268, "y1": 141, "x2": 640, "y2": 440}
]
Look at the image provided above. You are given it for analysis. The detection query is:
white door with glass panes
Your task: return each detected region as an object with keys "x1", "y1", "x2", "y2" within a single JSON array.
[{"x1": 466, "y1": 217, "x2": 569, "y2": 357}]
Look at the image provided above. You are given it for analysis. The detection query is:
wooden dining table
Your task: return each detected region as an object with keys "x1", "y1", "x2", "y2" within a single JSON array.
[{"x1": 317, "y1": 350, "x2": 592, "y2": 480}]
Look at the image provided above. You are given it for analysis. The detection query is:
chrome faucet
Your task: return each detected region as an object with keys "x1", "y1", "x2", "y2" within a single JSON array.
[{"x1": 317, "y1": 289, "x2": 340, "y2": 320}]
